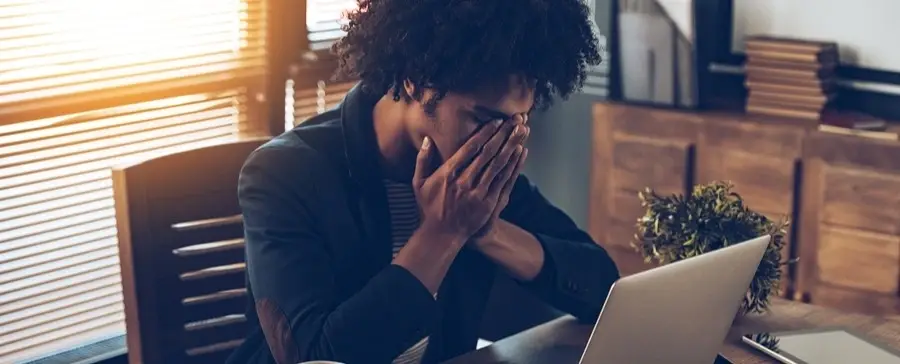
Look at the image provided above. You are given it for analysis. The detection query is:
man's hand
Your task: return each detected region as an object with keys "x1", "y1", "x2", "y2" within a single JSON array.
[
  {"x1": 412, "y1": 118, "x2": 524, "y2": 243},
  {"x1": 472, "y1": 114, "x2": 530, "y2": 239},
  {"x1": 395, "y1": 120, "x2": 519, "y2": 294}
]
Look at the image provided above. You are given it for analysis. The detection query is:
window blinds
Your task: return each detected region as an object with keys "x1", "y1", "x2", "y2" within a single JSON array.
[
  {"x1": 306, "y1": 0, "x2": 355, "y2": 50},
  {"x1": 287, "y1": 79, "x2": 355, "y2": 129},
  {"x1": 0, "y1": 0, "x2": 266, "y2": 362},
  {"x1": 287, "y1": 0, "x2": 357, "y2": 129}
]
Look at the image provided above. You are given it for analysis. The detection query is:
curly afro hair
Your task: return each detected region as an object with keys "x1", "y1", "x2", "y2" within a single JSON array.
[{"x1": 331, "y1": 0, "x2": 602, "y2": 112}]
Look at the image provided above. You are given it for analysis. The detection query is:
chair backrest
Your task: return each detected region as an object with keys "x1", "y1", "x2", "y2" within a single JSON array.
[{"x1": 112, "y1": 137, "x2": 268, "y2": 364}]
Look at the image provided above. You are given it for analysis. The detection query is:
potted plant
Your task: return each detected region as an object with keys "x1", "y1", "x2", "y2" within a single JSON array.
[{"x1": 631, "y1": 181, "x2": 793, "y2": 316}]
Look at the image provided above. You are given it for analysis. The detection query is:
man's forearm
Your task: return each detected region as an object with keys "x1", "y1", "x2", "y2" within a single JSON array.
[
  {"x1": 470, "y1": 219, "x2": 545, "y2": 281},
  {"x1": 393, "y1": 224, "x2": 467, "y2": 295}
]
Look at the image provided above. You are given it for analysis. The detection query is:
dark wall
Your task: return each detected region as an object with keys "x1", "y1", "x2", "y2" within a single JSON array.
[
  {"x1": 520, "y1": 0, "x2": 613, "y2": 229},
  {"x1": 523, "y1": 93, "x2": 599, "y2": 229}
]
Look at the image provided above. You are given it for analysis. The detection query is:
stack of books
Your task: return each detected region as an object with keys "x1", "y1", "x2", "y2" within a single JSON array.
[{"x1": 744, "y1": 36, "x2": 839, "y2": 121}]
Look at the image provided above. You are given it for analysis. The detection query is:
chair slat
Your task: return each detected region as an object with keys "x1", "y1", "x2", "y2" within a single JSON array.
[
  {"x1": 185, "y1": 348, "x2": 237, "y2": 364},
  {"x1": 171, "y1": 215, "x2": 242, "y2": 232},
  {"x1": 178, "y1": 271, "x2": 246, "y2": 299},
  {"x1": 181, "y1": 295, "x2": 247, "y2": 324},
  {"x1": 175, "y1": 247, "x2": 245, "y2": 274},
  {"x1": 185, "y1": 314, "x2": 246, "y2": 331},
  {"x1": 173, "y1": 238, "x2": 245, "y2": 257},
  {"x1": 180, "y1": 263, "x2": 246, "y2": 281},
  {"x1": 185, "y1": 339, "x2": 244, "y2": 357},
  {"x1": 182, "y1": 288, "x2": 247, "y2": 306},
  {"x1": 181, "y1": 321, "x2": 249, "y2": 351},
  {"x1": 171, "y1": 222, "x2": 244, "y2": 250}
]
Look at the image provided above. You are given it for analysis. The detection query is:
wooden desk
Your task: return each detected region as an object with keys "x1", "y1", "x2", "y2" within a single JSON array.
[{"x1": 445, "y1": 299, "x2": 900, "y2": 363}]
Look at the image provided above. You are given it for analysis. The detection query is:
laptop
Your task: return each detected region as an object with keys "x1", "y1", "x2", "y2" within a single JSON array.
[{"x1": 578, "y1": 235, "x2": 771, "y2": 364}]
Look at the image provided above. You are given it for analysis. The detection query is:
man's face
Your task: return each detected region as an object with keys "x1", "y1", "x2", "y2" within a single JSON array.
[{"x1": 406, "y1": 75, "x2": 534, "y2": 163}]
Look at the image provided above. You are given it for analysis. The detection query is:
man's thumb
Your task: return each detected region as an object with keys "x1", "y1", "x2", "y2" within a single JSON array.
[{"x1": 413, "y1": 136, "x2": 434, "y2": 185}]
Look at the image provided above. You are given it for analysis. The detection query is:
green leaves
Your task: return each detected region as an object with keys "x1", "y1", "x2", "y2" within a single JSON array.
[
  {"x1": 748, "y1": 332, "x2": 781, "y2": 351},
  {"x1": 632, "y1": 181, "x2": 791, "y2": 315}
]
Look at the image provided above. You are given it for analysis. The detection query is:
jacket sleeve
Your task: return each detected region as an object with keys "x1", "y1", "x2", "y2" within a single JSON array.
[
  {"x1": 240, "y1": 144, "x2": 439, "y2": 364},
  {"x1": 500, "y1": 174, "x2": 621, "y2": 323}
]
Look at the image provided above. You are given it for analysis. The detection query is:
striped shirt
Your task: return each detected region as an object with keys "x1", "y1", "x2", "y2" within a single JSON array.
[{"x1": 383, "y1": 179, "x2": 431, "y2": 364}]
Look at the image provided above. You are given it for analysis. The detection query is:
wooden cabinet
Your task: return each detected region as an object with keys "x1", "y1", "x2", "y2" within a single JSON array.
[
  {"x1": 591, "y1": 102, "x2": 900, "y2": 315},
  {"x1": 696, "y1": 118, "x2": 805, "y2": 223},
  {"x1": 695, "y1": 117, "x2": 807, "y2": 298},
  {"x1": 590, "y1": 104, "x2": 702, "y2": 276},
  {"x1": 798, "y1": 132, "x2": 900, "y2": 315}
]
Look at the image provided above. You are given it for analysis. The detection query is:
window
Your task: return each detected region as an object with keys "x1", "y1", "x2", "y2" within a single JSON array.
[
  {"x1": 287, "y1": 79, "x2": 356, "y2": 130},
  {"x1": 286, "y1": 0, "x2": 358, "y2": 129},
  {"x1": 0, "y1": 0, "x2": 268, "y2": 362},
  {"x1": 307, "y1": 0, "x2": 356, "y2": 50}
]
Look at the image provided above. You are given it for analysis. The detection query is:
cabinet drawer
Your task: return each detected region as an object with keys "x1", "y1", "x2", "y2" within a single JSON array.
[
  {"x1": 817, "y1": 225, "x2": 900, "y2": 294},
  {"x1": 699, "y1": 149, "x2": 796, "y2": 217},
  {"x1": 811, "y1": 283, "x2": 900, "y2": 315},
  {"x1": 822, "y1": 166, "x2": 900, "y2": 236},
  {"x1": 611, "y1": 136, "x2": 691, "y2": 196}
]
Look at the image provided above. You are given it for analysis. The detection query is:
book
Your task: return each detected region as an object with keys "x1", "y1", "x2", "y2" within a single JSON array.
[
  {"x1": 745, "y1": 35, "x2": 838, "y2": 53},
  {"x1": 745, "y1": 35, "x2": 839, "y2": 64},
  {"x1": 820, "y1": 110, "x2": 888, "y2": 130},
  {"x1": 746, "y1": 103, "x2": 823, "y2": 121},
  {"x1": 745, "y1": 49, "x2": 837, "y2": 64},
  {"x1": 745, "y1": 74, "x2": 836, "y2": 91},
  {"x1": 746, "y1": 100, "x2": 827, "y2": 116},
  {"x1": 818, "y1": 124, "x2": 898, "y2": 141},
  {"x1": 749, "y1": 90, "x2": 835, "y2": 107},
  {"x1": 745, "y1": 65, "x2": 835, "y2": 81},
  {"x1": 745, "y1": 57, "x2": 838, "y2": 72},
  {"x1": 744, "y1": 80, "x2": 833, "y2": 97},
  {"x1": 747, "y1": 101, "x2": 827, "y2": 114}
]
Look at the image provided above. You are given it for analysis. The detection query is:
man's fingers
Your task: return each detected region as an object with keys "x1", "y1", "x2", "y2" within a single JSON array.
[
  {"x1": 487, "y1": 145, "x2": 525, "y2": 198},
  {"x1": 458, "y1": 121, "x2": 516, "y2": 185},
  {"x1": 512, "y1": 114, "x2": 528, "y2": 143},
  {"x1": 476, "y1": 122, "x2": 527, "y2": 188},
  {"x1": 484, "y1": 146, "x2": 527, "y2": 224},
  {"x1": 503, "y1": 147, "x2": 528, "y2": 195},
  {"x1": 442, "y1": 119, "x2": 504, "y2": 177},
  {"x1": 489, "y1": 146, "x2": 527, "y2": 209},
  {"x1": 413, "y1": 136, "x2": 435, "y2": 187}
]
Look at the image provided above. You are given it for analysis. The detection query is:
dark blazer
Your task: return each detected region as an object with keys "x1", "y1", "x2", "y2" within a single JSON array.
[{"x1": 226, "y1": 84, "x2": 620, "y2": 364}]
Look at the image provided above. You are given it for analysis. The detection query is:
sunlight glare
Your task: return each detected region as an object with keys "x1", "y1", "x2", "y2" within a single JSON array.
[{"x1": 0, "y1": 0, "x2": 246, "y2": 100}]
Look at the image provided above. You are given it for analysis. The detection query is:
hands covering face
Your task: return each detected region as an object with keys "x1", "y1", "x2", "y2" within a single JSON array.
[{"x1": 412, "y1": 114, "x2": 529, "y2": 240}]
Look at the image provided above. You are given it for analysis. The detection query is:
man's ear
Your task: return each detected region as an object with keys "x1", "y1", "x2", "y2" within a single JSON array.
[
  {"x1": 402, "y1": 79, "x2": 434, "y2": 103},
  {"x1": 403, "y1": 79, "x2": 416, "y2": 99},
  {"x1": 401, "y1": 80, "x2": 439, "y2": 107}
]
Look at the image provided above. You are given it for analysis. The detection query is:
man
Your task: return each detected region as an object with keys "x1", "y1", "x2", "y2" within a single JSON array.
[{"x1": 227, "y1": 0, "x2": 620, "y2": 363}]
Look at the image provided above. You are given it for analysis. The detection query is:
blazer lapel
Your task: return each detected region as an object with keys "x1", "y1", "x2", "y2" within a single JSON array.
[
  {"x1": 339, "y1": 83, "x2": 393, "y2": 268},
  {"x1": 356, "y1": 183, "x2": 393, "y2": 267}
]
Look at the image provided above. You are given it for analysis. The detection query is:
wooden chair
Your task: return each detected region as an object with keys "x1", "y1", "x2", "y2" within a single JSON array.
[
  {"x1": 112, "y1": 137, "x2": 268, "y2": 364},
  {"x1": 796, "y1": 131, "x2": 900, "y2": 315}
]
